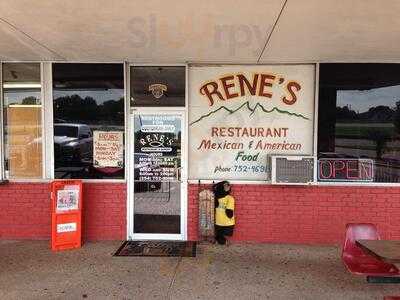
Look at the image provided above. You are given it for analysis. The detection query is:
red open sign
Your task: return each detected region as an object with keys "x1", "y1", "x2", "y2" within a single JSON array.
[{"x1": 318, "y1": 158, "x2": 374, "y2": 182}]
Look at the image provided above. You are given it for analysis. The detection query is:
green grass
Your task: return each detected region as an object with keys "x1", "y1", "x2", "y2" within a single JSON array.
[{"x1": 335, "y1": 123, "x2": 397, "y2": 139}]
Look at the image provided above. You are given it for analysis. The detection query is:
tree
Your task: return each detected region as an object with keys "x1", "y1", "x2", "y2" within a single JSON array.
[
  {"x1": 394, "y1": 100, "x2": 400, "y2": 134},
  {"x1": 367, "y1": 129, "x2": 390, "y2": 159},
  {"x1": 21, "y1": 96, "x2": 38, "y2": 105}
]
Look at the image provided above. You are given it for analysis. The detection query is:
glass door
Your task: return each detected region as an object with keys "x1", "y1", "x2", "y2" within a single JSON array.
[{"x1": 129, "y1": 110, "x2": 186, "y2": 240}]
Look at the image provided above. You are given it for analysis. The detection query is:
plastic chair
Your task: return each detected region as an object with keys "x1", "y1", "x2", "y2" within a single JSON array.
[{"x1": 342, "y1": 223, "x2": 400, "y2": 276}]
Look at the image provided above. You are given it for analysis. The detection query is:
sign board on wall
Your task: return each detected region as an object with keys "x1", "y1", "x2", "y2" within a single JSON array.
[
  {"x1": 93, "y1": 131, "x2": 124, "y2": 168},
  {"x1": 189, "y1": 65, "x2": 315, "y2": 180}
]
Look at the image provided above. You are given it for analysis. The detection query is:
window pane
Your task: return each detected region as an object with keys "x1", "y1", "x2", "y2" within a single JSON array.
[
  {"x1": 3, "y1": 63, "x2": 42, "y2": 179},
  {"x1": 318, "y1": 64, "x2": 400, "y2": 183},
  {"x1": 53, "y1": 63, "x2": 124, "y2": 179},
  {"x1": 130, "y1": 66, "x2": 185, "y2": 107},
  {"x1": 133, "y1": 114, "x2": 182, "y2": 234}
]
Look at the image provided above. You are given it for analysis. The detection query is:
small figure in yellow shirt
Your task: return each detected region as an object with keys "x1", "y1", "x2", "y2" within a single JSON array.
[{"x1": 213, "y1": 181, "x2": 235, "y2": 245}]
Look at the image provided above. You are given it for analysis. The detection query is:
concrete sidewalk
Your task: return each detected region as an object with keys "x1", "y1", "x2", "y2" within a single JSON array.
[{"x1": 0, "y1": 241, "x2": 399, "y2": 300}]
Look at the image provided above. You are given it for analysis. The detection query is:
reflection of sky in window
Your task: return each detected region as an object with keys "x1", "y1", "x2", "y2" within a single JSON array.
[
  {"x1": 4, "y1": 90, "x2": 41, "y2": 105},
  {"x1": 54, "y1": 89, "x2": 124, "y2": 104},
  {"x1": 134, "y1": 115, "x2": 181, "y2": 135},
  {"x1": 337, "y1": 85, "x2": 400, "y2": 113}
]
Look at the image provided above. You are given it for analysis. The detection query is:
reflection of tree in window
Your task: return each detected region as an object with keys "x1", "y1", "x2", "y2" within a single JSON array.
[
  {"x1": 54, "y1": 95, "x2": 124, "y2": 124},
  {"x1": 394, "y1": 100, "x2": 400, "y2": 135},
  {"x1": 52, "y1": 63, "x2": 124, "y2": 179},
  {"x1": 319, "y1": 64, "x2": 400, "y2": 183},
  {"x1": 22, "y1": 96, "x2": 39, "y2": 105}
]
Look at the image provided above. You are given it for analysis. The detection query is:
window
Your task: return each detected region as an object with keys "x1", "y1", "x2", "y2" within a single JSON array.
[
  {"x1": 2, "y1": 63, "x2": 42, "y2": 179},
  {"x1": 130, "y1": 66, "x2": 185, "y2": 107},
  {"x1": 53, "y1": 63, "x2": 124, "y2": 179},
  {"x1": 318, "y1": 64, "x2": 400, "y2": 183},
  {"x1": 54, "y1": 124, "x2": 78, "y2": 138}
]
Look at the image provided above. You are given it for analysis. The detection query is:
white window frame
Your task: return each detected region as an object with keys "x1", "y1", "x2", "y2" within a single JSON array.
[
  {"x1": 0, "y1": 62, "x2": 46, "y2": 182},
  {"x1": 0, "y1": 61, "x2": 398, "y2": 187},
  {"x1": 43, "y1": 62, "x2": 53, "y2": 179},
  {"x1": 127, "y1": 63, "x2": 188, "y2": 241},
  {"x1": 0, "y1": 62, "x2": 3, "y2": 181},
  {"x1": 0, "y1": 61, "x2": 128, "y2": 182},
  {"x1": 49, "y1": 61, "x2": 127, "y2": 182},
  {"x1": 314, "y1": 62, "x2": 400, "y2": 187}
]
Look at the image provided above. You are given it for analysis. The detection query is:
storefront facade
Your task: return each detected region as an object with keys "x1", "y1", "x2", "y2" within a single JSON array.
[{"x1": 0, "y1": 61, "x2": 400, "y2": 244}]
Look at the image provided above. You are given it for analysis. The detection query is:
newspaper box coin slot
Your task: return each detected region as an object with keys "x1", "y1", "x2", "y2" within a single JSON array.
[{"x1": 51, "y1": 180, "x2": 83, "y2": 251}]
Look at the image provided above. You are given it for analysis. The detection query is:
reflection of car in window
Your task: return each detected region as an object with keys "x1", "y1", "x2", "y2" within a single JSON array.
[{"x1": 54, "y1": 123, "x2": 93, "y2": 167}]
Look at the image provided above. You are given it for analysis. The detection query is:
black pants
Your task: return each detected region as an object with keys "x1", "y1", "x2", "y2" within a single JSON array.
[{"x1": 215, "y1": 225, "x2": 234, "y2": 245}]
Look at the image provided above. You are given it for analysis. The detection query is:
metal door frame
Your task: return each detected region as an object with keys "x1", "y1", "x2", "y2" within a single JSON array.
[{"x1": 127, "y1": 108, "x2": 187, "y2": 241}]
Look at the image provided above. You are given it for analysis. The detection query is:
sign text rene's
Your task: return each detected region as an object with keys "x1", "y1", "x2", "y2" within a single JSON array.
[{"x1": 199, "y1": 72, "x2": 301, "y2": 106}]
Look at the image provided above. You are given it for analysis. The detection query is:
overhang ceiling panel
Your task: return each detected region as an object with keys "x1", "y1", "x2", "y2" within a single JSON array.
[
  {"x1": 0, "y1": 20, "x2": 61, "y2": 61},
  {"x1": 0, "y1": 0, "x2": 284, "y2": 62},
  {"x1": 260, "y1": 0, "x2": 400, "y2": 63}
]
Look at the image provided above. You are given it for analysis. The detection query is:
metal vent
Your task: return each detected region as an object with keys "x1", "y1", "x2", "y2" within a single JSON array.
[{"x1": 271, "y1": 156, "x2": 315, "y2": 185}]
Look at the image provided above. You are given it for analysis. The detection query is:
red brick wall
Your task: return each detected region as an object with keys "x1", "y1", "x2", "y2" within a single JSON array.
[
  {"x1": 0, "y1": 182, "x2": 126, "y2": 241},
  {"x1": 188, "y1": 184, "x2": 400, "y2": 244},
  {"x1": 0, "y1": 183, "x2": 50, "y2": 239},
  {"x1": 83, "y1": 183, "x2": 126, "y2": 240},
  {"x1": 1, "y1": 182, "x2": 399, "y2": 245}
]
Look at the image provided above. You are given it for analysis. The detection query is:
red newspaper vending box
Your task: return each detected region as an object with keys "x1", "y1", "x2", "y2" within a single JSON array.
[{"x1": 51, "y1": 180, "x2": 83, "y2": 251}]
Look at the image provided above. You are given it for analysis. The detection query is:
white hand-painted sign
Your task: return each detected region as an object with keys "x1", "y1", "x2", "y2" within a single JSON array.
[
  {"x1": 189, "y1": 65, "x2": 315, "y2": 180},
  {"x1": 93, "y1": 131, "x2": 124, "y2": 168}
]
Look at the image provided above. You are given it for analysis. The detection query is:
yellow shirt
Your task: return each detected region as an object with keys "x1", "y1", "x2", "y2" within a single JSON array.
[{"x1": 215, "y1": 195, "x2": 235, "y2": 226}]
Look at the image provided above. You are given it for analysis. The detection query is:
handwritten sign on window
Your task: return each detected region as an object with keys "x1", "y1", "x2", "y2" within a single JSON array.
[{"x1": 93, "y1": 131, "x2": 124, "y2": 168}]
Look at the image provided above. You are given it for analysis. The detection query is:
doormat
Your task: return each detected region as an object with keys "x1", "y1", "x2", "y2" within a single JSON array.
[{"x1": 113, "y1": 241, "x2": 197, "y2": 257}]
